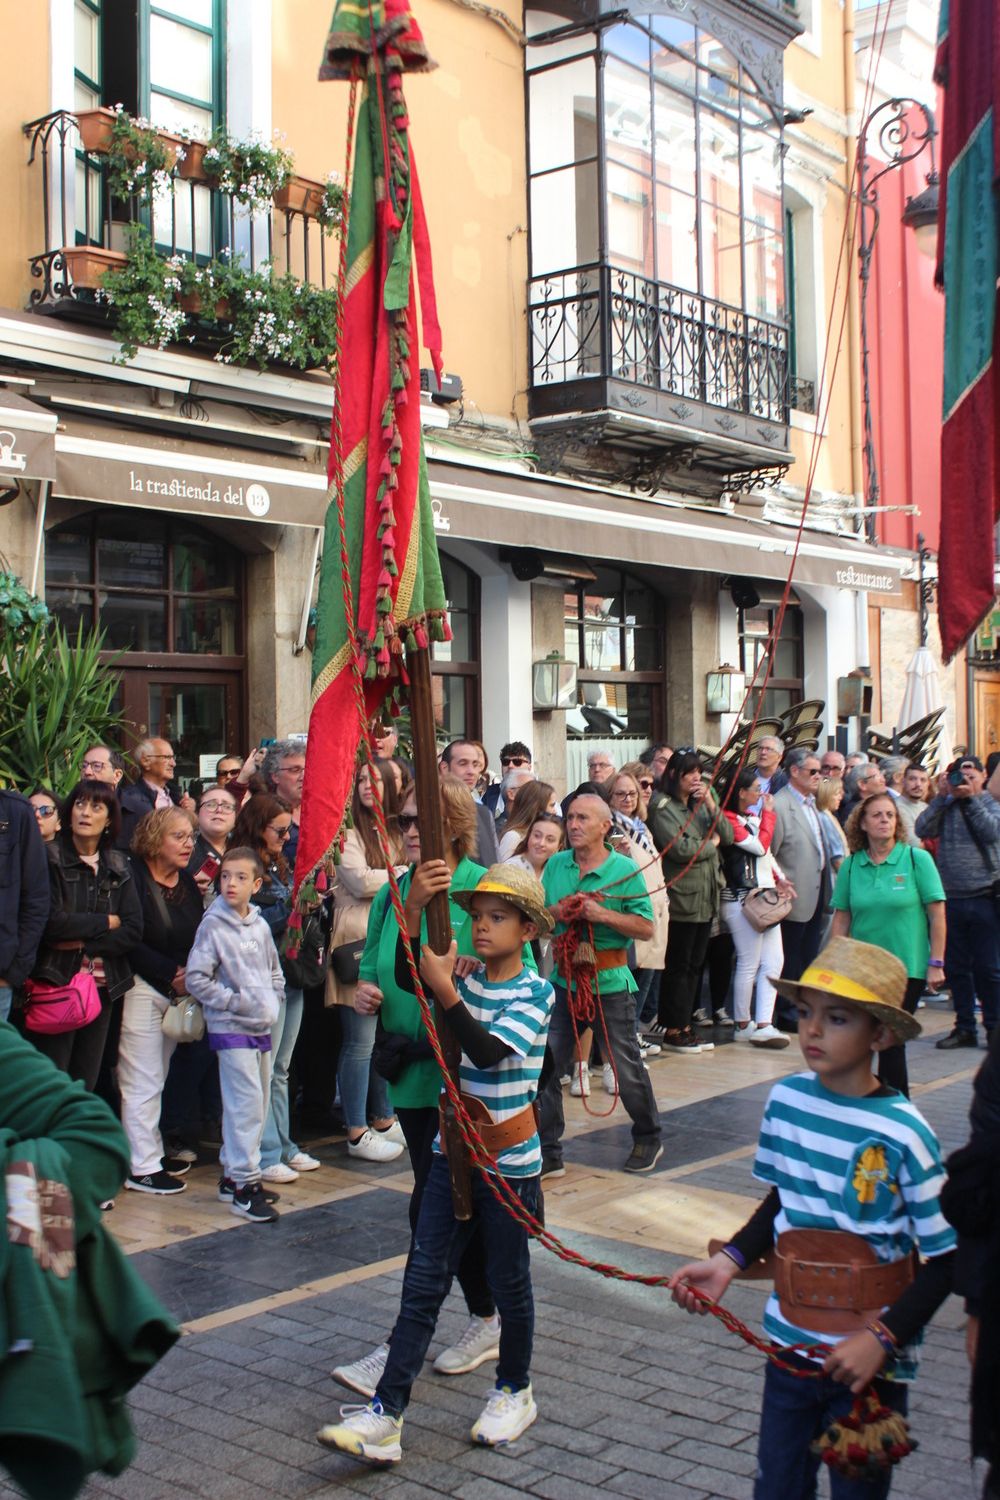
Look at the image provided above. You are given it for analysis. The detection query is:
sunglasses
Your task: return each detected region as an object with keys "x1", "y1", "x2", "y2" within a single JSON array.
[
  {"x1": 501, "y1": 756, "x2": 530, "y2": 767},
  {"x1": 221, "y1": 768, "x2": 242, "y2": 779},
  {"x1": 638, "y1": 778, "x2": 653, "y2": 790},
  {"x1": 33, "y1": 804, "x2": 57, "y2": 818},
  {"x1": 396, "y1": 813, "x2": 420, "y2": 832},
  {"x1": 268, "y1": 824, "x2": 292, "y2": 840}
]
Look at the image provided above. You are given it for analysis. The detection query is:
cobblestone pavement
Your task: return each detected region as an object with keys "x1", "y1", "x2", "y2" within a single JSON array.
[{"x1": 2, "y1": 997, "x2": 983, "y2": 1499}]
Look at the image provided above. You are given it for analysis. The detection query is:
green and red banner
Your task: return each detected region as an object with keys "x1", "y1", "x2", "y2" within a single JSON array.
[
  {"x1": 934, "y1": 0, "x2": 1000, "y2": 662},
  {"x1": 296, "y1": 0, "x2": 449, "y2": 890}
]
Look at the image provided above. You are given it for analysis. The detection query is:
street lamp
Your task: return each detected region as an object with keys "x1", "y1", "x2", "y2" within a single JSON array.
[{"x1": 858, "y1": 98, "x2": 939, "y2": 545}]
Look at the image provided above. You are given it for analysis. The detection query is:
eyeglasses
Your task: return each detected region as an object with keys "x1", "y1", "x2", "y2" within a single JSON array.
[
  {"x1": 149, "y1": 754, "x2": 176, "y2": 763},
  {"x1": 268, "y1": 824, "x2": 292, "y2": 840},
  {"x1": 81, "y1": 760, "x2": 111, "y2": 773},
  {"x1": 501, "y1": 756, "x2": 531, "y2": 768},
  {"x1": 200, "y1": 800, "x2": 234, "y2": 813},
  {"x1": 804, "y1": 768, "x2": 822, "y2": 776},
  {"x1": 220, "y1": 768, "x2": 242, "y2": 779},
  {"x1": 32, "y1": 805, "x2": 57, "y2": 818},
  {"x1": 396, "y1": 813, "x2": 420, "y2": 832}
]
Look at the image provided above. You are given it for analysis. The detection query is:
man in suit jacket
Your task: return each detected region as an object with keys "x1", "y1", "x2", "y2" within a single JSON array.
[
  {"x1": 770, "y1": 748, "x2": 829, "y2": 1022},
  {"x1": 117, "y1": 738, "x2": 194, "y2": 850}
]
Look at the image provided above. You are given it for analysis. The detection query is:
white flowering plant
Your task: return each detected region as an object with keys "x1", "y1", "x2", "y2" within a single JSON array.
[
  {"x1": 317, "y1": 173, "x2": 348, "y2": 235},
  {"x1": 99, "y1": 225, "x2": 189, "y2": 361},
  {"x1": 106, "y1": 107, "x2": 180, "y2": 202},
  {"x1": 213, "y1": 258, "x2": 339, "y2": 370},
  {"x1": 201, "y1": 129, "x2": 294, "y2": 213}
]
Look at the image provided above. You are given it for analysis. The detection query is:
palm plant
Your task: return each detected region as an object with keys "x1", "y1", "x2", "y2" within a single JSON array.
[{"x1": 0, "y1": 612, "x2": 124, "y2": 795}]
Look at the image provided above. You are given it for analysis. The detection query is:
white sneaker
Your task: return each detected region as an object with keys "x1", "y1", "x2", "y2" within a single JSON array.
[
  {"x1": 331, "y1": 1342, "x2": 390, "y2": 1398},
  {"x1": 559, "y1": 1074, "x2": 571, "y2": 1088},
  {"x1": 316, "y1": 1400, "x2": 402, "y2": 1464},
  {"x1": 569, "y1": 1063, "x2": 590, "y2": 1097},
  {"x1": 261, "y1": 1161, "x2": 299, "y2": 1183},
  {"x1": 433, "y1": 1314, "x2": 501, "y2": 1375},
  {"x1": 749, "y1": 1024, "x2": 790, "y2": 1049},
  {"x1": 287, "y1": 1151, "x2": 321, "y2": 1172},
  {"x1": 372, "y1": 1121, "x2": 406, "y2": 1148},
  {"x1": 734, "y1": 1023, "x2": 756, "y2": 1040},
  {"x1": 471, "y1": 1384, "x2": 538, "y2": 1446},
  {"x1": 637, "y1": 1033, "x2": 662, "y2": 1058},
  {"x1": 602, "y1": 1063, "x2": 617, "y2": 1095},
  {"x1": 347, "y1": 1129, "x2": 403, "y2": 1164}
]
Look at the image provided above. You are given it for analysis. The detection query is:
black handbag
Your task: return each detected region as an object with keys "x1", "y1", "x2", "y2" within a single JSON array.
[
  {"x1": 329, "y1": 938, "x2": 365, "y2": 986},
  {"x1": 282, "y1": 909, "x2": 328, "y2": 990}
]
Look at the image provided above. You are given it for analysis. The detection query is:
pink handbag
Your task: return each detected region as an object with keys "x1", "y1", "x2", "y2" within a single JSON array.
[{"x1": 22, "y1": 971, "x2": 101, "y2": 1034}]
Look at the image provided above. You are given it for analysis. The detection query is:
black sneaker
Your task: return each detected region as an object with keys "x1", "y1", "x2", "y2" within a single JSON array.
[
  {"x1": 935, "y1": 1028, "x2": 978, "y2": 1050},
  {"x1": 623, "y1": 1142, "x2": 664, "y2": 1174},
  {"x1": 126, "y1": 1170, "x2": 187, "y2": 1195},
  {"x1": 162, "y1": 1156, "x2": 191, "y2": 1176},
  {"x1": 231, "y1": 1183, "x2": 279, "y2": 1222},
  {"x1": 218, "y1": 1176, "x2": 279, "y2": 1204},
  {"x1": 664, "y1": 1031, "x2": 703, "y2": 1055},
  {"x1": 540, "y1": 1155, "x2": 565, "y2": 1180},
  {"x1": 712, "y1": 1008, "x2": 735, "y2": 1028}
]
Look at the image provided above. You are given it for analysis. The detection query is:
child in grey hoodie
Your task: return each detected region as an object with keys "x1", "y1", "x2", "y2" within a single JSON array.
[{"x1": 186, "y1": 846, "x2": 284, "y2": 1223}]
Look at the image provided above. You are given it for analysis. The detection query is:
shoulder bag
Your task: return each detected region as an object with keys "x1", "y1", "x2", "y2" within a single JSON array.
[
  {"x1": 161, "y1": 994, "x2": 206, "y2": 1043},
  {"x1": 23, "y1": 968, "x2": 101, "y2": 1034},
  {"x1": 741, "y1": 885, "x2": 792, "y2": 932}
]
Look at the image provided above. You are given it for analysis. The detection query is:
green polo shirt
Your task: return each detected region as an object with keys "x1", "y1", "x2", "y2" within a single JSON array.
[
  {"x1": 543, "y1": 847, "x2": 653, "y2": 996},
  {"x1": 830, "y1": 842, "x2": 945, "y2": 978}
]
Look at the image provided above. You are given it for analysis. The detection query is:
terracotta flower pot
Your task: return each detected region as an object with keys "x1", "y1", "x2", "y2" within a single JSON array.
[
  {"x1": 157, "y1": 130, "x2": 186, "y2": 172},
  {"x1": 177, "y1": 139, "x2": 212, "y2": 182},
  {"x1": 75, "y1": 107, "x2": 117, "y2": 155},
  {"x1": 179, "y1": 290, "x2": 231, "y2": 320},
  {"x1": 273, "y1": 174, "x2": 326, "y2": 218},
  {"x1": 59, "y1": 245, "x2": 127, "y2": 289}
]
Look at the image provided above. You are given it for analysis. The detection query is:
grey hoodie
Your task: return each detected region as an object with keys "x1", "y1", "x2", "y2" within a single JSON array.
[{"x1": 185, "y1": 895, "x2": 284, "y2": 1035}]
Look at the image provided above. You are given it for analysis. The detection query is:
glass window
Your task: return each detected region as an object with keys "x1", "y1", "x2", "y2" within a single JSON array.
[
  {"x1": 100, "y1": 594, "x2": 167, "y2": 652},
  {"x1": 431, "y1": 552, "x2": 479, "y2": 741},
  {"x1": 46, "y1": 529, "x2": 92, "y2": 586},
  {"x1": 97, "y1": 529, "x2": 167, "y2": 589},
  {"x1": 605, "y1": 22, "x2": 650, "y2": 68},
  {"x1": 530, "y1": 162, "x2": 599, "y2": 274},
  {"x1": 564, "y1": 569, "x2": 664, "y2": 745},
  {"x1": 701, "y1": 200, "x2": 743, "y2": 307},
  {"x1": 604, "y1": 58, "x2": 652, "y2": 168},
  {"x1": 655, "y1": 184, "x2": 698, "y2": 292},
  {"x1": 155, "y1": 0, "x2": 213, "y2": 23},
  {"x1": 173, "y1": 531, "x2": 239, "y2": 592},
  {"x1": 650, "y1": 15, "x2": 697, "y2": 58},
  {"x1": 653, "y1": 83, "x2": 696, "y2": 193},
  {"x1": 529, "y1": 59, "x2": 597, "y2": 173},
  {"x1": 75, "y1": 0, "x2": 101, "y2": 89},
  {"x1": 174, "y1": 599, "x2": 238, "y2": 654},
  {"x1": 150, "y1": 12, "x2": 214, "y2": 108},
  {"x1": 607, "y1": 162, "x2": 654, "y2": 275}
]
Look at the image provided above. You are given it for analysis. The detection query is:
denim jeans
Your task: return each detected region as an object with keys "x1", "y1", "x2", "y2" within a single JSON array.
[
  {"x1": 375, "y1": 1154, "x2": 539, "y2": 1417},
  {"x1": 945, "y1": 894, "x2": 1000, "y2": 1035},
  {"x1": 755, "y1": 1355, "x2": 907, "y2": 1500},
  {"x1": 537, "y1": 987, "x2": 661, "y2": 1164},
  {"x1": 337, "y1": 1004, "x2": 391, "y2": 1130},
  {"x1": 261, "y1": 987, "x2": 304, "y2": 1167},
  {"x1": 633, "y1": 968, "x2": 660, "y2": 1028},
  {"x1": 0, "y1": 987, "x2": 11, "y2": 1024}
]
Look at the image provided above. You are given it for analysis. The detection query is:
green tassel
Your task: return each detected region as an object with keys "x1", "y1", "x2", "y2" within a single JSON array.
[
  {"x1": 376, "y1": 593, "x2": 393, "y2": 615},
  {"x1": 373, "y1": 628, "x2": 385, "y2": 651},
  {"x1": 364, "y1": 655, "x2": 378, "y2": 680},
  {"x1": 429, "y1": 614, "x2": 446, "y2": 642}
]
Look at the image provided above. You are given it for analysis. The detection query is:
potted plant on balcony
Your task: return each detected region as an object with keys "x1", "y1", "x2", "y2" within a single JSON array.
[
  {"x1": 59, "y1": 245, "x2": 127, "y2": 291},
  {"x1": 212, "y1": 259, "x2": 338, "y2": 371},
  {"x1": 98, "y1": 224, "x2": 187, "y2": 360},
  {"x1": 316, "y1": 173, "x2": 347, "y2": 236},
  {"x1": 200, "y1": 129, "x2": 294, "y2": 213},
  {"x1": 76, "y1": 105, "x2": 182, "y2": 200}
]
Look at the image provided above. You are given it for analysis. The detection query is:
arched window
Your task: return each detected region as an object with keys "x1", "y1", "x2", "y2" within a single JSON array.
[{"x1": 431, "y1": 551, "x2": 480, "y2": 741}]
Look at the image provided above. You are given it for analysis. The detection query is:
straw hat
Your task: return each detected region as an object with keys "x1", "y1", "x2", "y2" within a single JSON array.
[
  {"x1": 770, "y1": 937, "x2": 920, "y2": 1042},
  {"x1": 453, "y1": 863, "x2": 553, "y2": 935}
]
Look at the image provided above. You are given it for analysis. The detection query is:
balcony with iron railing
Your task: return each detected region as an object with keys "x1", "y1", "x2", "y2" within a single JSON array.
[
  {"x1": 528, "y1": 263, "x2": 792, "y2": 485},
  {"x1": 22, "y1": 109, "x2": 343, "y2": 371}
]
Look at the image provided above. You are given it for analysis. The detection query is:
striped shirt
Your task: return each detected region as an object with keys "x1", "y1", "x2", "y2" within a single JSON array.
[
  {"x1": 753, "y1": 1073, "x2": 956, "y2": 1380},
  {"x1": 436, "y1": 966, "x2": 554, "y2": 1178}
]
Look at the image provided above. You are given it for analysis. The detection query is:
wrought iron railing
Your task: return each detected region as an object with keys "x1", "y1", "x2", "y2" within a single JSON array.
[
  {"x1": 529, "y1": 264, "x2": 790, "y2": 426},
  {"x1": 23, "y1": 110, "x2": 332, "y2": 312}
]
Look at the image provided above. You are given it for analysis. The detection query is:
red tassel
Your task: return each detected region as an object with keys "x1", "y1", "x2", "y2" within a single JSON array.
[
  {"x1": 380, "y1": 527, "x2": 396, "y2": 549},
  {"x1": 377, "y1": 566, "x2": 393, "y2": 589},
  {"x1": 315, "y1": 869, "x2": 328, "y2": 893},
  {"x1": 415, "y1": 624, "x2": 429, "y2": 649}
]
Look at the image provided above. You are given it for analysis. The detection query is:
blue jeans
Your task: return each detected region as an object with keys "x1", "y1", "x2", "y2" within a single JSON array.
[
  {"x1": 260, "y1": 987, "x2": 303, "y2": 1167},
  {"x1": 0, "y1": 987, "x2": 11, "y2": 1024},
  {"x1": 337, "y1": 1005, "x2": 391, "y2": 1131},
  {"x1": 755, "y1": 1355, "x2": 907, "y2": 1500},
  {"x1": 634, "y1": 968, "x2": 660, "y2": 1028},
  {"x1": 945, "y1": 894, "x2": 1000, "y2": 1035},
  {"x1": 375, "y1": 1154, "x2": 539, "y2": 1417},
  {"x1": 538, "y1": 987, "x2": 661, "y2": 1163}
]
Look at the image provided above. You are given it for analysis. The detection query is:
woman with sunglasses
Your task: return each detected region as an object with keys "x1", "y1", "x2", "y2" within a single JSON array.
[
  {"x1": 231, "y1": 794, "x2": 321, "y2": 1183},
  {"x1": 327, "y1": 760, "x2": 407, "y2": 1163},
  {"x1": 28, "y1": 789, "x2": 61, "y2": 842}
]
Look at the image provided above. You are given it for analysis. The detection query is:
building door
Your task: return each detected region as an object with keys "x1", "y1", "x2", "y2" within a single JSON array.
[
  {"x1": 975, "y1": 677, "x2": 1000, "y2": 764},
  {"x1": 117, "y1": 670, "x2": 242, "y2": 788}
]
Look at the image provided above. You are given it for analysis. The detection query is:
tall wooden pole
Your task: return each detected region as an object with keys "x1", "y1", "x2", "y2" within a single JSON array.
[{"x1": 406, "y1": 644, "x2": 473, "y2": 1219}]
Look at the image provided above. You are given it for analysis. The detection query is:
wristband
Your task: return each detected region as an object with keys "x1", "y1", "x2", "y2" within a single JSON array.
[
  {"x1": 866, "y1": 1319, "x2": 898, "y2": 1357},
  {"x1": 927, "y1": 959, "x2": 945, "y2": 969},
  {"x1": 719, "y1": 1244, "x2": 747, "y2": 1271}
]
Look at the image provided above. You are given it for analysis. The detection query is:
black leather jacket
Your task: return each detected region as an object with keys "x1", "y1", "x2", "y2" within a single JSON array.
[{"x1": 31, "y1": 835, "x2": 143, "y2": 1001}]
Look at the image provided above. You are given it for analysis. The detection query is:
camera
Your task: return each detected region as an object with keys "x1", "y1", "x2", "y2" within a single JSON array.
[{"x1": 947, "y1": 768, "x2": 966, "y2": 788}]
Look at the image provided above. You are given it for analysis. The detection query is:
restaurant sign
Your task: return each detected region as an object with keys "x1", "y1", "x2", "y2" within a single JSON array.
[{"x1": 834, "y1": 564, "x2": 899, "y2": 594}]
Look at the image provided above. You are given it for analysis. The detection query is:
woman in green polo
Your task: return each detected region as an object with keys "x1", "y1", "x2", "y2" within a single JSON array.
[{"x1": 830, "y1": 792, "x2": 945, "y2": 1095}]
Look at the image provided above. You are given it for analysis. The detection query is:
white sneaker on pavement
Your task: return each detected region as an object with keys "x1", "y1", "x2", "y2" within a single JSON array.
[
  {"x1": 601, "y1": 1063, "x2": 617, "y2": 1095},
  {"x1": 637, "y1": 1033, "x2": 662, "y2": 1058},
  {"x1": 569, "y1": 1062, "x2": 590, "y2": 1097},
  {"x1": 373, "y1": 1121, "x2": 406, "y2": 1148},
  {"x1": 749, "y1": 1023, "x2": 790, "y2": 1049},
  {"x1": 316, "y1": 1400, "x2": 402, "y2": 1464},
  {"x1": 261, "y1": 1161, "x2": 299, "y2": 1183},
  {"x1": 471, "y1": 1384, "x2": 538, "y2": 1446},
  {"x1": 433, "y1": 1314, "x2": 501, "y2": 1375},
  {"x1": 331, "y1": 1342, "x2": 390, "y2": 1398},
  {"x1": 287, "y1": 1151, "x2": 321, "y2": 1171},
  {"x1": 347, "y1": 1129, "x2": 404, "y2": 1163},
  {"x1": 734, "y1": 1023, "x2": 756, "y2": 1040}
]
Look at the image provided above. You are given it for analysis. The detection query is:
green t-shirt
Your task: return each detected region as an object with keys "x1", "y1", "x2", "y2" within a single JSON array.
[
  {"x1": 542, "y1": 847, "x2": 653, "y2": 996},
  {"x1": 830, "y1": 843, "x2": 945, "y2": 978}
]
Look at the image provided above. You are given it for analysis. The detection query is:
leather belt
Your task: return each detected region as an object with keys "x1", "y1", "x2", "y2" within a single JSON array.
[
  {"x1": 774, "y1": 1229, "x2": 915, "y2": 1334},
  {"x1": 593, "y1": 948, "x2": 627, "y2": 971},
  {"x1": 438, "y1": 1093, "x2": 537, "y2": 1157}
]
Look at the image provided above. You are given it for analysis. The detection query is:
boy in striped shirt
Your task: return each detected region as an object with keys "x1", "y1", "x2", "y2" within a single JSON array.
[
  {"x1": 669, "y1": 937, "x2": 955, "y2": 1499},
  {"x1": 318, "y1": 864, "x2": 554, "y2": 1466}
]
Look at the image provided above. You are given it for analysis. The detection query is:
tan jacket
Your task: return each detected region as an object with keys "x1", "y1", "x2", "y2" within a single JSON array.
[{"x1": 325, "y1": 828, "x2": 406, "y2": 1007}]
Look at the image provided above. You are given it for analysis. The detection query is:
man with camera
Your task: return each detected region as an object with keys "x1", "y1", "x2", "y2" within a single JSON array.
[{"x1": 916, "y1": 756, "x2": 1000, "y2": 1049}]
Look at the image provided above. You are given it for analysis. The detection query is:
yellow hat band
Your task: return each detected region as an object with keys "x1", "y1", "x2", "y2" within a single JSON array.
[{"x1": 797, "y1": 966, "x2": 893, "y2": 1009}]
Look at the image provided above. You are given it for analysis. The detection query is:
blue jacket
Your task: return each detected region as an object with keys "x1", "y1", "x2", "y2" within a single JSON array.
[
  {"x1": 915, "y1": 793, "x2": 1000, "y2": 897},
  {"x1": 0, "y1": 791, "x2": 49, "y2": 990}
]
